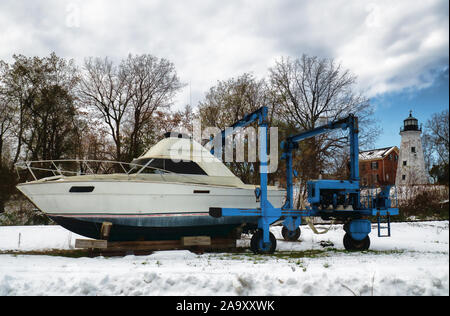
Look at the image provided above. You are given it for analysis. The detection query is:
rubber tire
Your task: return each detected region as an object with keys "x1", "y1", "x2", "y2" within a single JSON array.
[
  {"x1": 281, "y1": 226, "x2": 301, "y2": 241},
  {"x1": 343, "y1": 233, "x2": 370, "y2": 251},
  {"x1": 250, "y1": 230, "x2": 277, "y2": 254}
]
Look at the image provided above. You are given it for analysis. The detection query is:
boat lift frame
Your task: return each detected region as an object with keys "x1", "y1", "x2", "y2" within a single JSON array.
[{"x1": 209, "y1": 106, "x2": 399, "y2": 254}]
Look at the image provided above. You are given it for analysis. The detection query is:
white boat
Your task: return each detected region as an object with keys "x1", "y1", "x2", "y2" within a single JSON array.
[{"x1": 16, "y1": 134, "x2": 285, "y2": 241}]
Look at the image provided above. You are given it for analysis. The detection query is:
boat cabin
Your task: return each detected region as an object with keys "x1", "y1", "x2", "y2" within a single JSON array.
[{"x1": 130, "y1": 135, "x2": 236, "y2": 178}]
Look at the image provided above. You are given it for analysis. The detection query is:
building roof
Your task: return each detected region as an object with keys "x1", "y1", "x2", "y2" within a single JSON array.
[
  {"x1": 404, "y1": 110, "x2": 418, "y2": 122},
  {"x1": 359, "y1": 146, "x2": 398, "y2": 161}
]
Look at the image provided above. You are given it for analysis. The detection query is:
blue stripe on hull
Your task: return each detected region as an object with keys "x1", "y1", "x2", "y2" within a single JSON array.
[{"x1": 50, "y1": 215, "x2": 258, "y2": 242}]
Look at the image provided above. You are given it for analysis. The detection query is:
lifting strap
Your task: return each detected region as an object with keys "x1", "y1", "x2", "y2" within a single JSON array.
[{"x1": 305, "y1": 217, "x2": 334, "y2": 235}]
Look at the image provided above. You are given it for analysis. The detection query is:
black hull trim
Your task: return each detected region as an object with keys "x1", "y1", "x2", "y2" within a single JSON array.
[{"x1": 50, "y1": 216, "x2": 256, "y2": 242}]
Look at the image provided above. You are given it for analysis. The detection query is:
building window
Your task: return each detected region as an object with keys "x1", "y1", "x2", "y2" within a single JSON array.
[
  {"x1": 411, "y1": 147, "x2": 416, "y2": 153},
  {"x1": 403, "y1": 161, "x2": 407, "y2": 166},
  {"x1": 371, "y1": 162, "x2": 378, "y2": 170},
  {"x1": 394, "y1": 155, "x2": 398, "y2": 161},
  {"x1": 402, "y1": 175, "x2": 406, "y2": 181}
]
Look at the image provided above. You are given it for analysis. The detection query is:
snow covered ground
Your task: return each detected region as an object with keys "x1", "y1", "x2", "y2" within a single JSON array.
[{"x1": 0, "y1": 221, "x2": 448, "y2": 296}]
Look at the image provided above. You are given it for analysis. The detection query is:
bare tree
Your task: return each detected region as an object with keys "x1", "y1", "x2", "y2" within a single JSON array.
[
  {"x1": 198, "y1": 73, "x2": 270, "y2": 184},
  {"x1": 0, "y1": 61, "x2": 15, "y2": 167},
  {"x1": 137, "y1": 105, "x2": 196, "y2": 152},
  {"x1": 80, "y1": 54, "x2": 183, "y2": 162},
  {"x1": 0, "y1": 54, "x2": 79, "y2": 211},
  {"x1": 198, "y1": 73, "x2": 269, "y2": 129},
  {"x1": 269, "y1": 55, "x2": 377, "y2": 141},
  {"x1": 423, "y1": 109, "x2": 449, "y2": 185},
  {"x1": 268, "y1": 55, "x2": 380, "y2": 206},
  {"x1": 0, "y1": 60, "x2": 17, "y2": 211},
  {"x1": 1, "y1": 54, "x2": 80, "y2": 162},
  {"x1": 424, "y1": 109, "x2": 449, "y2": 164},
  {"x1": 79, "y1": 57, "x2": 133, "y2": 162},
  {"x1": 122, "y1": 54, "x2": 184, "y2": 160},
  {"x1": 1, "y1": 55, "x2": 42, "y2": 164}
]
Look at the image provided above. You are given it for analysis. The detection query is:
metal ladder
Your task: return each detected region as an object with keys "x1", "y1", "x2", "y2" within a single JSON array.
[{"x1": 377, "y1": 213, "x2": 391, "y2": 237}]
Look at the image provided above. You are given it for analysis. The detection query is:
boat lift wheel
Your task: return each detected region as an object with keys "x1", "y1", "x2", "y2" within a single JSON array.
[
  {"x1": 343, "y1": 233, "x2": 370, "y2": 251},
  {"x1": 250, "y1": 230, "x2": 277, "y2": 254},
  {"x1": 281, "y1": 226, "x2": 301, "y2": 241}
]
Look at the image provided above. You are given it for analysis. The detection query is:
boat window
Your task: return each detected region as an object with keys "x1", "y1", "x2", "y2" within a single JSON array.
[
  {"x1": 70, "y1": 186, "x2": 95, "y2": 193},
  {"x1": 129, "y1": 158, "x2": 207, "y2": 175},
  {"x1": 194, "y1": 190, "x2": 210, "y2": 194}
]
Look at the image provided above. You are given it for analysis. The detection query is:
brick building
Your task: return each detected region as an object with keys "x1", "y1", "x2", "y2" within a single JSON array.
[{"x1": 359, "y1": 146, "x2": 399, "y2": 187}]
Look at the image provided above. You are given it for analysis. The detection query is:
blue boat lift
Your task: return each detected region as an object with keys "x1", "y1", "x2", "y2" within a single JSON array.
[{"x1": 209, "y1": 106, "x2": 399, "y2": 254}]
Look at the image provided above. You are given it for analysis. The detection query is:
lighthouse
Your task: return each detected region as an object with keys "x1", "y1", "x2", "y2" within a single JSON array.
[{"x1": 395, "y1": 111, "x2": 429, "y2": 185}]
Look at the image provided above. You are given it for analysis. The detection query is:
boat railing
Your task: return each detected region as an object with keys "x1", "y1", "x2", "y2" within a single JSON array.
[
  {"x1": 14, "y1": 159, "x2": 174, "y2": 181},
  {"x1": 360, "y1": 186, "x2": 399, "y2": 209}
]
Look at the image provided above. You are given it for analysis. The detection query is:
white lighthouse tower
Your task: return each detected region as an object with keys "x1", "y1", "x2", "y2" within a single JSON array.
[{"x1": 395, "y1": 111, "x2": 429, "y2": 185}]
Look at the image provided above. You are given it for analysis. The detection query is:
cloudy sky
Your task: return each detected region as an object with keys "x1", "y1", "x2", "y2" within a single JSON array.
[{"x1": 0, "y1": 0, "x2": 448, "y2": 148}]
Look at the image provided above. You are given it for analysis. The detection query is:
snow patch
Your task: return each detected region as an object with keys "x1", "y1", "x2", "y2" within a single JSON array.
[{"x1": 0, "y1": 222, "x2": 448, "y2": 296}]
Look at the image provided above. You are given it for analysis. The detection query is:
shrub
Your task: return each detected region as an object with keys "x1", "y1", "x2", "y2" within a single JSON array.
[
  {"x1": 0, "y1": 195, "x2": 53, "y2": 226},
  {"x1": 398, "y1": 186, "x2": 449, "y2": 220}
]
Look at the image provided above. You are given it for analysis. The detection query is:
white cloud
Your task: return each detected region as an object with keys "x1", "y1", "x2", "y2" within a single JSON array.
[
  {"x1": 333, "y1": 0, "x2": 449, "y2": 96},
  {"x1": 0, "y1": 0, "x2": 448, "y2": 109}
]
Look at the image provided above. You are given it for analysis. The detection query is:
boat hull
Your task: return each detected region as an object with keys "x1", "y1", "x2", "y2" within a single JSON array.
[
  {"x1": 48, "y1": 214, "x2": 258, "y2": 241},
  {"x1": 17, "y1": 180, "x2": 285, "y2": 241}
]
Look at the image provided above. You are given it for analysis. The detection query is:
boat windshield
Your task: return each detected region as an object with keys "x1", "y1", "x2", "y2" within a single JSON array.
[{"x1": 128, "y1": 158, "x2": 207, "y2": 175}]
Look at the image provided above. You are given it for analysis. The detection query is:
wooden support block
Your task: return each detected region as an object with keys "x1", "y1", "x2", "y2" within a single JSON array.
[
  {"x1": 75, "y1": 239, "x2": 108, "y2": 249},
  {"x1": 181, "y1": 236, "x2": 211, "y2": 246},
  {"x1": 211, "y1": 238, "x2": 236, "y2": 248},
  {"x1": 100, "y1": 222, "x2": 113, "y2": 240},
  {"x1": 107, "y1": 240, "x2": 182, "y2": 251},
  {"x1": 75, "y1": 236, "x2": 236, "y2": 257}
]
